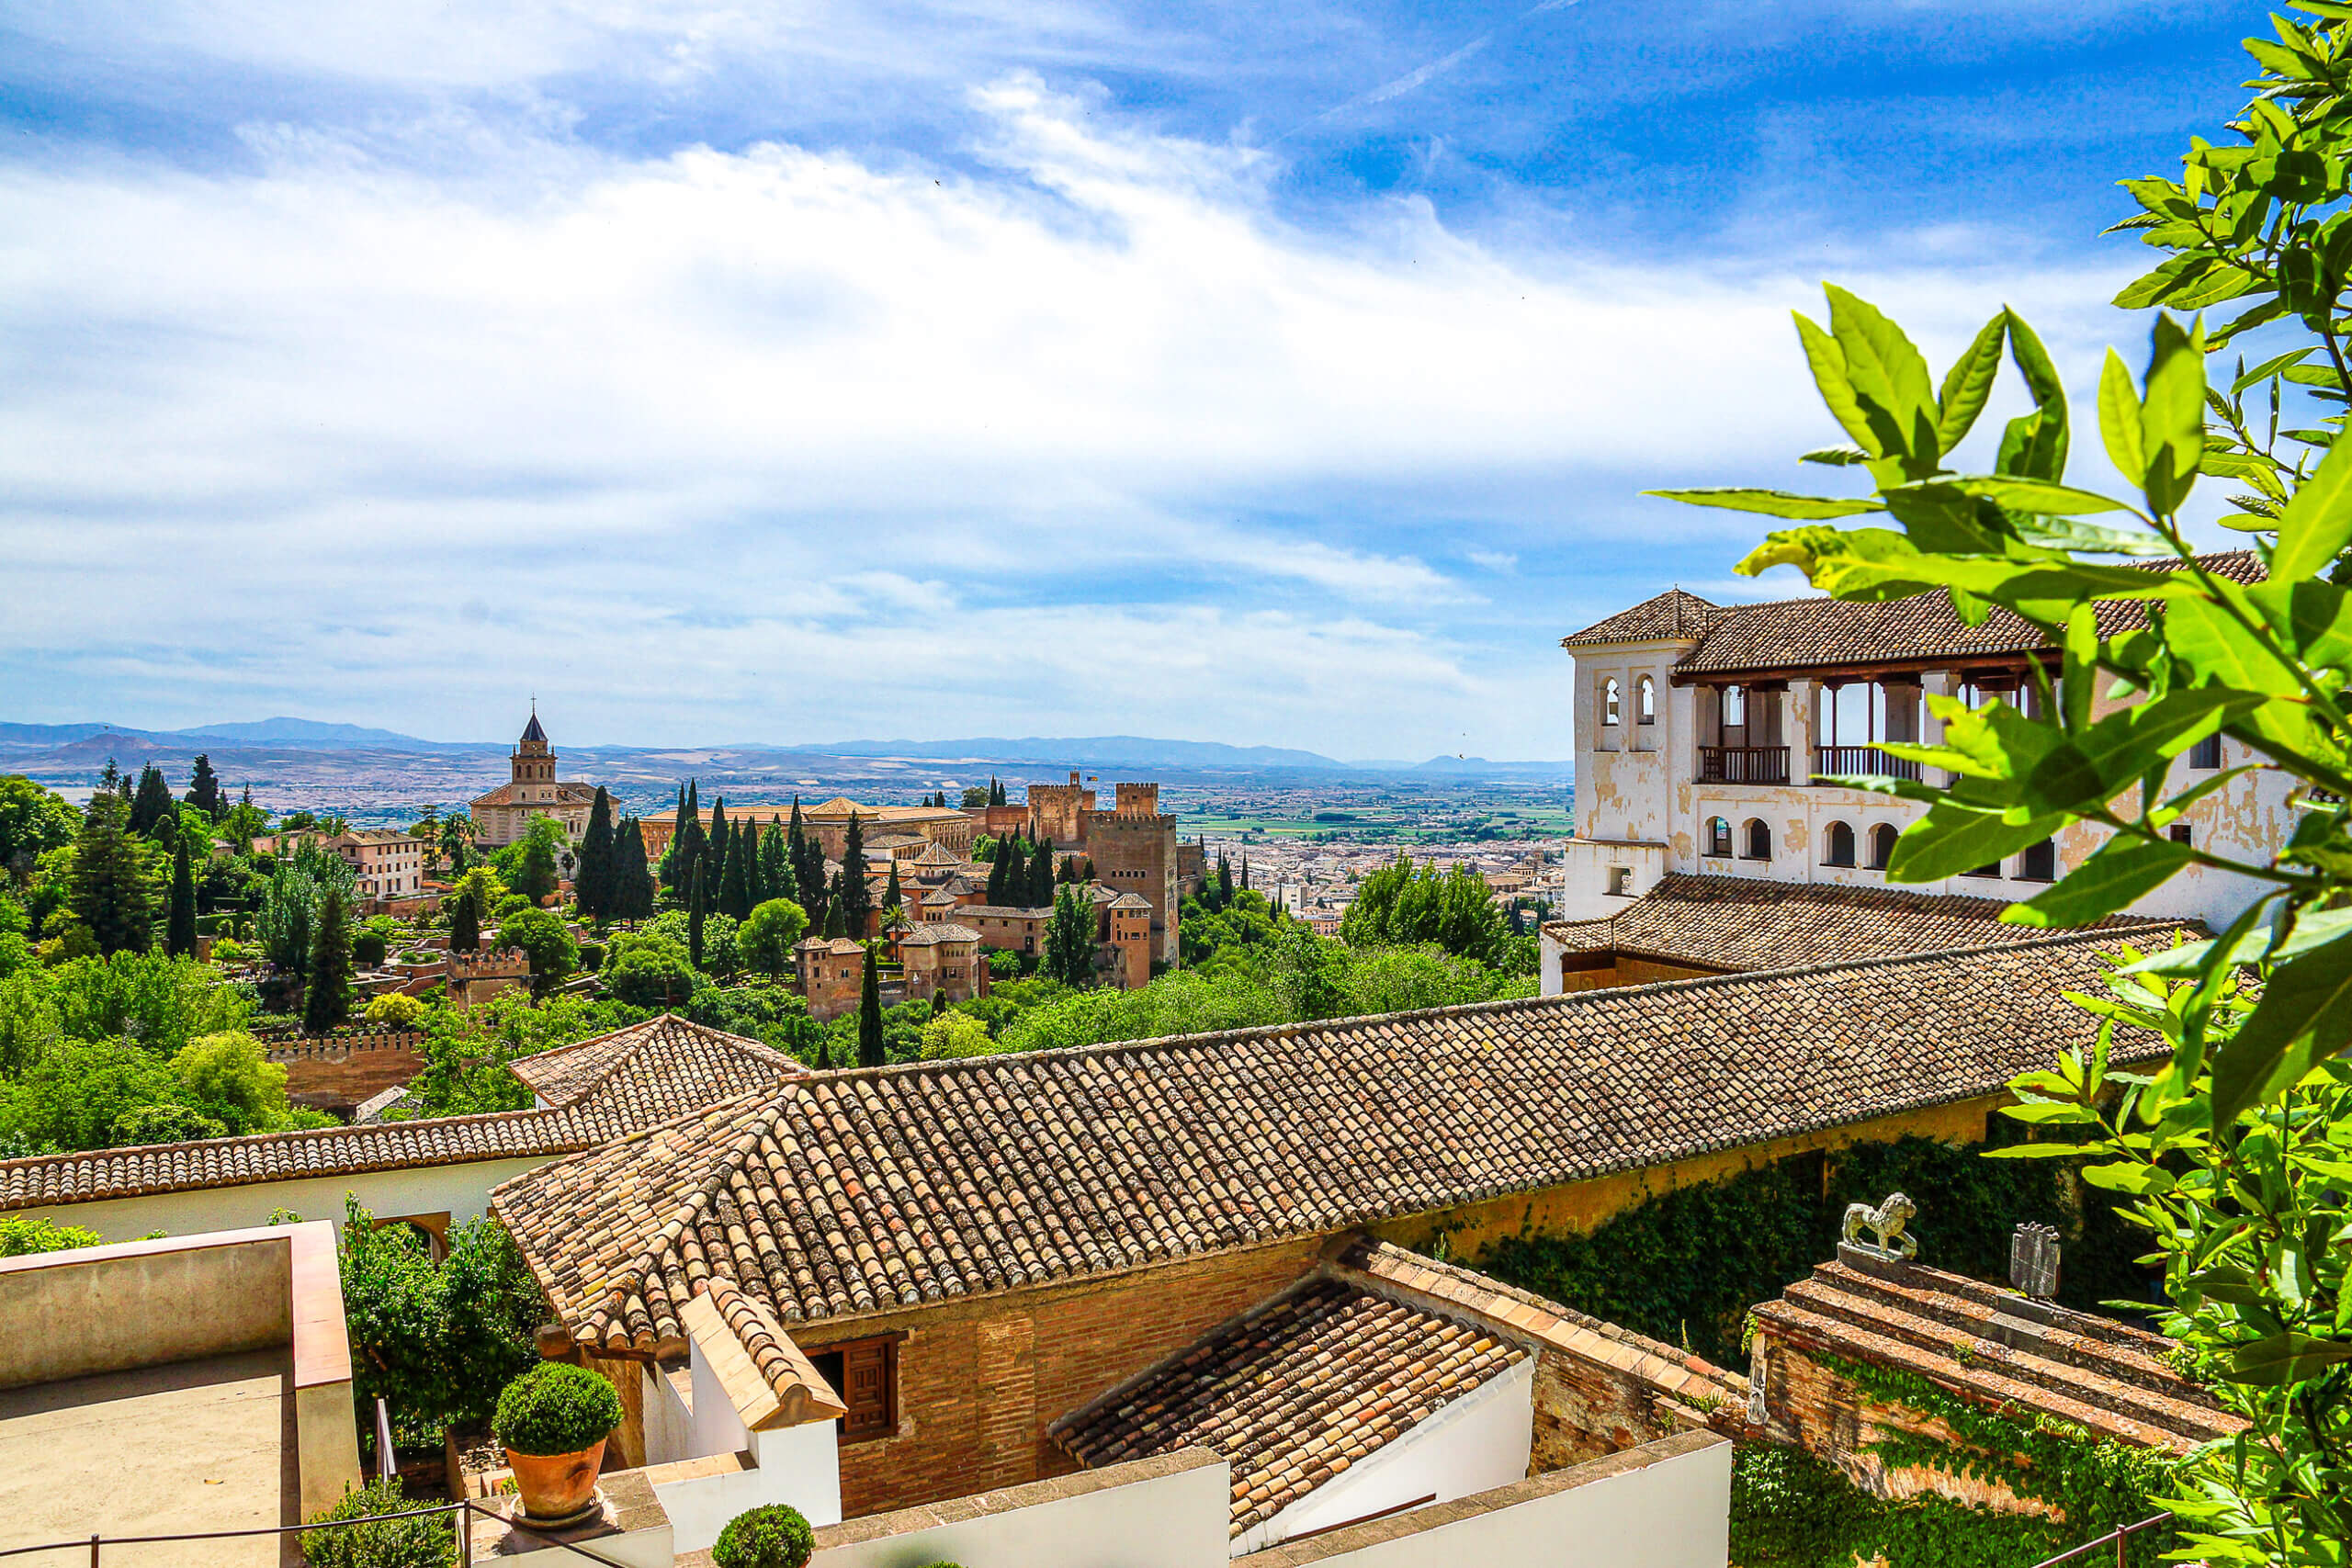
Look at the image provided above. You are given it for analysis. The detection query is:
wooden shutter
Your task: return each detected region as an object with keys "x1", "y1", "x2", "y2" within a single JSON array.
[{"x1": 840, "y1": 1340, "x2": 895, "y2": 1439}]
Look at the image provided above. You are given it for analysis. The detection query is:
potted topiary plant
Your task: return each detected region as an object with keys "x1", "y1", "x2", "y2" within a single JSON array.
[
  {"x1": 492, "y1": 1362, "x2": 625, "y2": 1526},
  {"x1": 710, "y1": 1504, "x2": 814, "y2": 1568}
]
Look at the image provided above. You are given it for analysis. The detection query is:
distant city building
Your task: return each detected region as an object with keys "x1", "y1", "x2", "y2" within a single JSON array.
[{"x1": 468, "y1": 710, "x2": 596, "y2": 850}]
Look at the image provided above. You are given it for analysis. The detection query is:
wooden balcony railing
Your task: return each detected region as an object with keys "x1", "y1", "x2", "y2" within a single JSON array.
[
  {"x1": 1696, "y1": 745, "x2": 1789, "y2": 784},
  {"x1": 1813, "y1": 746, "x2": 1924, "y2": 783}
]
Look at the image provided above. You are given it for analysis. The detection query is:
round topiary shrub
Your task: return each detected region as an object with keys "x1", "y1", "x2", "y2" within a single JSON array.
[
  {"x1": 492, "y1": 1362, "x2": 625, "y2": 1457},
  {"x1": 709, "y1": 1504, "x2": 815, "y2": 1568},
  {"x1": 300, "y1": 1476, "x2": 456, "y2": 1568}
]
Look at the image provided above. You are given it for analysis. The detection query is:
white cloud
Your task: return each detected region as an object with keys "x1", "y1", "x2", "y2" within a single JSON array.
[{"x1": 0, "y1": 73, "x2": 2141, "y2": 754}]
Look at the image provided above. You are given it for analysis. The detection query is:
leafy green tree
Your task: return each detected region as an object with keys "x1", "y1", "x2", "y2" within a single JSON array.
[
  {"x1": 758, "y1": 824, "x2": 791, "y2": 909},
  {"x1": 960, "y1": 785, "x2": 989, "y2": 808},
  {"x1": 577, "y1": 787, "x2": 615, "y2": 920},
  {"x1": 107, "y1": 1102, "x2": 228, "y2": 1145},
  {"x1": 1043, "y1": 885, "x2": 1095, "y2": 987},
  {"x1": 335, "y1": 1195, "x2": 545, "y2": 1442},
  {"x1": 165, "y1": 834, "x2": 198, "y2": 957},
  {"x1": 0, "y1": 1215, "x2": 104, "y2": 1257},
  {"x1": 740, "y1": 897, "x2": 809, "y2": 980},
  {"x1": 184, "y1": 754, "x2": 225, "y2": 820},
  {"x1": 388, "y1": 992, "x2": 649, "y2": 1118},
  {"x1": 171, "y1": 1030, "x2": 291, "y2": 1134},
  {"x1": 366, "y1": 991, "x2": 425, "y2": 1029},
  {"x1": 507, "y1": 817, "x2": 563, "y2": 905},
  {"x1": 0, "y1": 775, "x2": 77, "y2": 888},
  {"x1": 1214, "y1": 854, "x2": 1233, "y2": 910},
  {"x1": 448, "y1": 881, "x2": 481, "y2": 953},
  {"x1": 436, "y1": 812, "x2": 475, "y2": 876},
  {"x1": 0, "y1": 1036, "x2": 181, "y2": 1150},
  {"x1": 303, "y1": 884, "x2": 354, "y2": 1034},
  {"x1": 919, "y1": 1010, "x2": 994, "y2": 1060},
  {"x1": 68, "y1": 794, "x2": 153, "y2": 956},
  {"x1": 127, "y1": 765, "x2": 173, "y2": 838},
  {"x1": 821, "y1": 880, "x2": 846, "y2": 940},
  {"x1": 856, "y1": 944, "x2": 884, "y2": 1068},
  {"x1": 604, "y1": 932, "x2": 699, "y2": 1009},
  {"x1": 1340, "y1": 856, "x2": 1507, "y2": 965},
  {"x1": 499, "y1": 906, "x2": 578, "y2": 997}
]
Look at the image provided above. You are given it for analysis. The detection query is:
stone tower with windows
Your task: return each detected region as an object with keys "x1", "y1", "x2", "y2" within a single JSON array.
[{"x1": 511, "y1": 709, "x2": 560, "y2": 803}]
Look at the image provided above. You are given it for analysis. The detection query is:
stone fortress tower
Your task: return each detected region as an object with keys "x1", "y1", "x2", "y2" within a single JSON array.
[{"x1": 1081, "y1": 783, "x2": 1180, "y2": 968}]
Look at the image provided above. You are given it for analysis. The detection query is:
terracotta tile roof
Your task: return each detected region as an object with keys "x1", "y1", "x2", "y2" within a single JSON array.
[
  {"x1": 1051, "y1": 1275, "x2": 1527, "y2": 1536},
  {"x1": 490, "y1": 928, "x2": 2185, "y2": 1350},
  {"x1": 686, "y1": 1277, "x2": 850, "y2": 1430},
  {"x1": 0, "y1": 1014, "x2": 803, "y2": 1212},
  {"x1": 894, "y1": 922, "x2": 979, "y2": 945},
  {"x1": 1541, "y1": 874, "x2": 2179, "y2": 971},
  {"x1": 1754, "y1": 1247, "x2": 2245, "y2": 1454},
  {"x1": 1560, "y1": 589, "x2": 1726, "y2": 648},
  {"x1": 508, "y1": 1015, "x2": 805, "y2": 1109},
  {"x1": 469, "y1": 780, "x2": 597, "y2": 807},
  {"x1": 1618, "y1": 552, "x2": 2266, "y2": 679}
]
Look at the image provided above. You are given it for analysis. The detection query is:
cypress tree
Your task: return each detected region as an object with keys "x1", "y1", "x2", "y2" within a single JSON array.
[
  {"x1": 840, "y1": 812, "x2": 872, "y2": 937},
  {"x1": 579, "y1": 787, "x2": 615, "y2": 919},
  {"x1": 856, "y1": 945, "x2": 885, "y2": 1068},
  {"x1": 823, "y1": 874, "x2": 847, "y2": 939},
  {"x1": 671, "y1": 781, "x2": 703, "y2": 897},
  {"x1": 1216, "y1": 855, "x2": 1234, "y2": 909},
  {"x1": 303, "y1": 884, "x2": 354, "y2": 1035},
  {"x1": 760, "y1": 824, "x2": 793, "y2": 908},
  {"x1": 721, "y1": 821, "x2": 753, "y2": 919},
  {"x1": 450, "y1": 883, "x2": 481, "y2": 953},
  {"x1": 70, "y1": 794, "x2": 153, "y2": 955},
  {"x1": 1028, "y1": 838, "x2": 1055, "y2": 906},
  {"x1": 187, "y1": 753, "x2": 225, "y2": 820},
  {"x1": 884, "y1": 859, "x2": 902, "y2": 912},
  {"x1": 1241, "y1": 857, "x2": 1250, "y2": 890},
  {"x1": 129, "y1": 764, "x2": 173, "y2": 837},
  {"x1": 707, "y1": 798, "x2": 730, "y2": 905},
  {"x1": 615, "y1": 818, "x2": 655, "y2": 920},
  {"x1": 166, "y1": 834, "x2": 198, "y2": 956},
  {"x1": 687, "y1": 859, "x2": 708, "y2": 968},
  {"x1": 986, "y1": 838, "x2": 1011, "y2": 906},
  {"x1": 810, "y1": 1034, "x2": 831, "y2": 1071}
]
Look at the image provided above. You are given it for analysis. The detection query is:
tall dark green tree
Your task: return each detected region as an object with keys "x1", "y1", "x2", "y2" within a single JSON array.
[
  {"x1": 989, "y1": 776, "x2": 1006, "y2": 807},
  {"x1": 720, "y1": 821, "x2": 754, "y2": 919},
  {"x1": 707, "y1": 798, "x2": 730, "y2": 905},
  {"x1": 856, "y1": 945, "x2": 885, "y2": 1068},
  {"x1": 668, "y1": 781, "x2": 703, "y2": 898},
  {"x1": 883, "y1": 859, "x2": 902, "y2": 912},
  {"x1": 611, "y1": 818, "x2": 655, "y2": 921},
  {"x1": 303, "y1": 884, "x2": 354, "y2": 1035},
  {"x1": 165, "y1": 834, "x2": 198, "y2": 956},
  {"x1": 70, "y1": 794, "x2": 152, "y2": 955},
  {"x1": 1027, "y1": 838, "x2": 1055, "y2": 907},
  {"x1": 687, "y1": 859, "x2": 711, "y2": 967},
  {"x1": 1216, "y1": 855, "x2": 1234, "y2": 910},
  {"x1": 449, "y1": 882, "x2": 481, "y2": 953},
  {"x1": 822, "y1": 873, "x2": 847, "y2": 939},
  {"x1": 839, "y1": 812, "x2": 872, "y2": 936},
  {"x1": 759, "y1": 824, "x2": 792, "y2": 908},
  {"x1": 578, "y1": 787, "x2": 616, "y2": 919},
  {"x1": 787, "y1": 797, "x2": 822, "y2": 906},
  {"x1": 186, "y1": 753, "x2": 225, "y2": 820},
  {"x1": 985, "y1": 836, "x2": 1012, "y2": 905},
  {"x1": 128, "y1": 764, "x2": 173, "y2": 837},
  {"x1": 1044, "y1": 885, "x2": 1096, "y2": 987}
]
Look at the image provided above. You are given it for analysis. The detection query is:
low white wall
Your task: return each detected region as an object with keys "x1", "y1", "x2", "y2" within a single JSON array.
[
  {"x1": 6, "y1": 1156, "x2": 548, "y2": 1242},
  {"x1": 1257, "y1": 1433, "x2": 1730, "y2": 1568},
  {"x1": 656, "y1": 1424, "x2": 843, "y2": 1554},
  {"x1": 1240, "y1": 1360, "x2": 1533, "y2": 1553},
  {"x1": 809, "y1": 1451, "x2": 1230, "y2": 1568},
  {"x1": 642, "y1": 1364, "x2": 697, "y2": 1468}
]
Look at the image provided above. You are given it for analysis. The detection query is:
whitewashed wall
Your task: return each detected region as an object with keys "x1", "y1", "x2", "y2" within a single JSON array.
[
  {"x1": 808, "y1": 1453, "x2": 1231, "y2": 1568},
  {"x1": 1236, "y1": 1361, "x2": 1533, "y2": 1554},
  {"x1": 5, "y1": 1155, "x2": 548, "y2": 1242}
]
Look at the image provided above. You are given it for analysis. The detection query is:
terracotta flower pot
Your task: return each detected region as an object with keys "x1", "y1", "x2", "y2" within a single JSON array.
[{"x1": 503, "y1": 1438, "x2": 607, "y2": 1525}]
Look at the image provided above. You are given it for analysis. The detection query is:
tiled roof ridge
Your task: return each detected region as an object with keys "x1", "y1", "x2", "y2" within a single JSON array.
[
  {"x1": 1665, "y1": 548, "x2": 2260, "y2": 624},
  {"x1": 752, "y1": 923, "x2": 2185, "y2": 1096},
  {"x1": 0, "y1": 1097, "x2": 575, "y2": 1179},
  {"x1": 547, "y1": 1015, "x2": 800, "y2": 1107}
]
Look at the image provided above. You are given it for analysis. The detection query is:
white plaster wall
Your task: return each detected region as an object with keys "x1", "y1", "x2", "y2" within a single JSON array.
[
  {"x1": 653, "y1": 1423, "x2": 844, "y2": 1554},
  {"x1": 642, "y1": 1364, "x2": 696, "y2": 1468},
  {"x1": 1293, "y1": 1436, "x2": 1731, "y2": 1568},
  {"x1": 4, "y1": 1155, "x2": 550, "y2": 1243},
  {"x1": 1237, "y1": 1359, "x2": 1534, "y2": 1555},
  {"x1": 689, "y1": 1342, "x2": 752, "y2": 1459},
  {"x1": 808, "y1": 1455, "x2": 1230, "y2": 1568}
]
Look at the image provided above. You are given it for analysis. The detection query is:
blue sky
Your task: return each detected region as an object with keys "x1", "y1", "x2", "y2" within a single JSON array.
[{"x1": 0, "y1": 0, "x2": 2281, "y2": 758}]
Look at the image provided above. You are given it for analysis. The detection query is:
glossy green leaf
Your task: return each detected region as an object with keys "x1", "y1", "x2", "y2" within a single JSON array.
[
  {"x1": 2211, "y1": 928, "x2": 2352, "y2": 1123},
  {"x1": 2164, "y1": 597, "x2": 2305, "y2": 699},
  {"x1": 1954, "y1": 477, "x2": 2131, "y2": 514},
  {"x1": 2079, "y1": 1161, "x2": 2177, "y2": 1194},
  {"x1": 2233, "y1": 346, "x2": 2319, "y2": 392},
  {"x1": 2061, "y1": 604, "x2": 2095, "y2": 732},
  {"x1": 2007, "y1": 516, "x2": 2174, "y2": 556},
  {"x1": 2140, "y1": 314, "x2": 2207, "y2": 515},
  {"x1": 2223, "y1": 1331, "x2": 2352, "y2": 1386},
  {"x1": 1996, "y1": 310, "x2": 2069, "y2": 482},
  {"x1": 1935, "y1": 313, "x2": 2007, "y2": 456},
  {"x1": 2271, "y1": 421, "x2": 2352, "y2": 580},
  {"x1": 1826, "y1": 284, "x2": 1939, "y2": 471},
  {"x1": 1642, "y1": 489, "x2": 1885, "y2": 520},
  {"x1": 1885, "y1": 799, "x2": 2067, "y2": 884},
  {"x1": 2098, "y1": 348, "x2": 2147, "y2": 487},
  {"x1": 2247, "y1": 579, "x2": 2352, "y2": 666},
  {"x1": 2020, "y1": 687, "x2": 2262, "y2": 812},
  {"x1": 1794, "y1": 312, "x2": 1882, "y2": 457},
  {"x1": 1799, "y1": 446, "x2": 1871, "y2": 467},
  {"x1": 2003, "y1": 836, "x2": 2195, "y2": 928}
]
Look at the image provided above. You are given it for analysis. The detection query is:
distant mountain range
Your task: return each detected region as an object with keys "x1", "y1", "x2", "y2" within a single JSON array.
[{"x1": 0, "y1": 720, "x2": 1570, "y2": 779}]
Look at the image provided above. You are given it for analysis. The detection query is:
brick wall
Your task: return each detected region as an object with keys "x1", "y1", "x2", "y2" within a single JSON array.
[
  {"x1": 1083, "y1": 812, "x2": 1179, "y2": 965},
  {"x1": 801, "y1": 1236, "x2": 1327, "y2": 1519},
  {"x1": 1760, "y1": 1341, "x2": 2045, "y2": 1515},
  {"x1": 266, "y1": 1032, "x2": 427, "y2": 1111}
]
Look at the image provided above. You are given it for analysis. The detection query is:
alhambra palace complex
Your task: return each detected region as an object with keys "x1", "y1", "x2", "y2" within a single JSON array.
[
  {"x1": 468, "y1": 721, "x2": 1189, "y2": 1017},
  {"x1": 0, "y1": 561, "x2": 2287, "y2": 1568}
]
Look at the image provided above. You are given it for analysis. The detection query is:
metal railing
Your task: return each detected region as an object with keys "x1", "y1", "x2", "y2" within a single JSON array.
[
  {"x1": 1812, "y1": 745, "x2": 1923, "y2": 782},
  {"x1": 0, "y1": 1496, "x2": 637, "y2": 1566},
  {"x1": 1696, "y1": 745, "x2": 1790, "y2": 784},
  {"x1": 2028, "y1": 1512, "x2": 2170, "y2": 1568}
]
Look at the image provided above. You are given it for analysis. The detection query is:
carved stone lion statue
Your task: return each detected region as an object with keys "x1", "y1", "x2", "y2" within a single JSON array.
[{"x1": 1841, "y1": 1191, "x2": 1919, "y2": 1260}]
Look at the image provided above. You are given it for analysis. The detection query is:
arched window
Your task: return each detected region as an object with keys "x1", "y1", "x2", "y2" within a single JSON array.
[
  {"x1": 1636, "y1": 676, "x2": 1656, "y2": 725},
  {"x1": 1824, "y1": 821, "x2": 1855, "y2": 868},
  {"x1": 1868, "y1": 823, "x2": 1898, "y2": 871},
  {"x1": 1743, "y1": 818, "x2": 1772, "y2": 862},
  {"x1": 1705, "y1": 817, "x2": 1732, "y2": 858},
  {"x1": 1602, "y1": 678, "x2": 1622, "y2": 726}
]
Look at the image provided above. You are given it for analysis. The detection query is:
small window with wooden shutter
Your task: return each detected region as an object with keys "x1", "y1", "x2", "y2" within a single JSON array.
[{"x1": 808, "y1": 1333, "x2": 901, "y2": 1443}]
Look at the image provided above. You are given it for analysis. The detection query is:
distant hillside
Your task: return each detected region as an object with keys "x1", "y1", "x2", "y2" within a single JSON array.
[
  {"x1": 176, "y1": 717, "x2": 448, "y2": 748},
  {"x1": 812, "y1": 735, "x2": 1357, "y2": 772}
]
